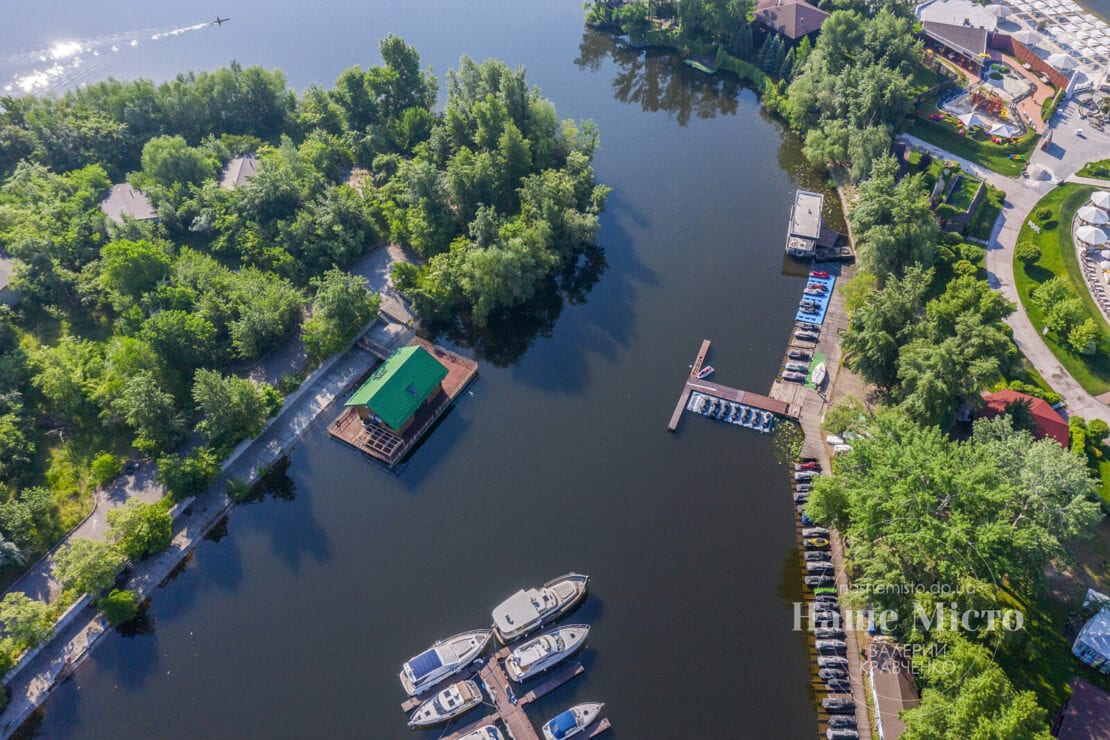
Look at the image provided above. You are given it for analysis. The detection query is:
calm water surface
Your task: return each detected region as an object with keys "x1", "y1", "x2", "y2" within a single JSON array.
[{"x1": 7, "y1": 1, "x2": 843, "y2": 737}]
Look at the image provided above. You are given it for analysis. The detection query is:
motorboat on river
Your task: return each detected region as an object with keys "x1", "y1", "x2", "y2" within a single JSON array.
[
  {"x1": 408, "y1": 679, "x2": 483, "y2": 728},
  {"x1": 505, "y1": 624, "x2": 589, "y2": 682},
  {"x1": 399, "y1": 629, "x2": 492, "y2": 696},
  {"x1": 492, "y1": 573, "x2": 589, "y2": 643}
]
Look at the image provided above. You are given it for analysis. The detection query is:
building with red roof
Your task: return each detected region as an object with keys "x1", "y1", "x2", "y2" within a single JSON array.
[{"x1": 977, "y1": 390, "x2": 1069, "y2": 447}]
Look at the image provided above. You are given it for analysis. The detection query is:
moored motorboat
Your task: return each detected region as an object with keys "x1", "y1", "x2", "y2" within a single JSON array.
[
  {"x1": 492, "y1": 573, "x2": 589, "y2": 643},
  {"x1": 785, "y1": 361, "x2": 809, "y2": 373},
  {"x1": 458, "y1": 726, "x2": 506, "y2": 740},
  {"x1": 696, "y1": 364, "x2": 715, "y2": 379},
  {"x1": 811, "y1": 362, "x2": 827, "y2": 386},
  {"x1": 783, "y1": 371, "x2": 806, "y2": 383},
  {"x1": 822, "y1": 696, "x2": 855, "y2": 713},
  {"x1": 399, "y1": 629, "x2": 493, "y2": 696},
  {"x1": 505, "y1": 624, "x2": 590, "y2": 682},
  {"x1": 408, "y1": 679, "x2": 483, "y2": 728},
  {"x1": 542, "y1": 702, "x2": 605, "y2": 739}
]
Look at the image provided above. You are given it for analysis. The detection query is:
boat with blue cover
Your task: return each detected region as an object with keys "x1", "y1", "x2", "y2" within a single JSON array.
[
  {"x1": 399, "y1": 629, "x2": 492, "y2": 696},
  {"x1": 542, "y1": 702, "x2": 605, "y2": 739}
]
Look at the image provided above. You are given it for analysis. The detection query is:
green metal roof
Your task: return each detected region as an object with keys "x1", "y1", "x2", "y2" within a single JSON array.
[{"x1": 345, "y1": 345, "x2": 448, "y2": 429}]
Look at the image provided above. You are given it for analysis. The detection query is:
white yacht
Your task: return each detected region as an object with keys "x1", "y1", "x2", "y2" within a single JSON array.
[
  {"x1": 399, "y1": 628, "x2": 492, "y2": 696},
  {"x1": 542, "y1": 702, "x2": 605, "y2": 739},
  {"x1": 505, "y1": 624, "x2": 590, "y2": 682},
  {"x1": 457, "y1": 725, "x2": 505, "y2": 740},
  {"x1": 492, "y1": 573, "x2": 589, "y2": 643},
  {"x1": 407, "y1": 679, "x2": 483, "y2": 728},
  {"x1": 812, "y1": 362, "x2": 827, "y2": 386}
]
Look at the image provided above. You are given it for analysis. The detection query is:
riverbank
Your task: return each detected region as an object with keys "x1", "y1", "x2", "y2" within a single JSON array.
[{"x1": 0, "y1": 315, "x2": 412, "y2": 737}]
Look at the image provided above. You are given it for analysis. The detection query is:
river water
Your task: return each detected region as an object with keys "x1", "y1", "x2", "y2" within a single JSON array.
[{"x1": 6, "y1": 1, "x2": 849, "y2": 737}]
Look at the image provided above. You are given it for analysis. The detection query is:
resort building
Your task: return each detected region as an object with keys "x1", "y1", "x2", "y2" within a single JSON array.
[
  {"x1": 220, "y1": 154, "x2": 258, "y2": 189},
  {"x1": 915, "y1": 0, "x2": 998, "y2": 73},
  {"x1": 99, "y1": 183, "x2": 157, "y2": 224},
  {"x1": 1073, "y1": 591, "x2": 1110, "y2": 674},
  {"x1": 345, "y1": 345, "x2": 448, "y2": 435},
  {"x1": 754, "y1": 0, "x2": 829, "y2": 42},
  {"x1": 785, "y1": 189, "x2": 824, "y2": 258},
  {"x1": 975, "y1": 389, "x2": 1070, "y2": 447},
  {"x1": 915, "y1": 0, "x2": 998, "y2": 33}
]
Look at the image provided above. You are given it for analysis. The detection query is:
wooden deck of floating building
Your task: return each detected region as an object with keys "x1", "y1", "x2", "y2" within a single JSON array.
[
  {"x1": 328, "y1": 337, "x2": 477, "y2": 468},
  {"x1": 401, "y1": 644, "x2": 611, "y2": 740},
  {"x1": 668, "y1": 339, "x2": 793, "y2": 431}
]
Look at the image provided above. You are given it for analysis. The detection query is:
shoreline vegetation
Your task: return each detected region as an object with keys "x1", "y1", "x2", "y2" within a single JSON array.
[
  {"x1": 0, "y1": 35, "x2": 607, "y2": 704},
  {"x1": 587, "y1": 1, "x2": 1106, "y2": 734}
]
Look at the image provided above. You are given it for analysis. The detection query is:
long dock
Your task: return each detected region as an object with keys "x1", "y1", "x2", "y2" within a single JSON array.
[{"x1": 668, "y1": 339, "x2": 794, "y2": 431}]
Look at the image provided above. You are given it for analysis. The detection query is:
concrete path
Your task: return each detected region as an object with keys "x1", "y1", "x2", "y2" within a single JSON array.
[{"x1": 899, "y1": 107, "x2": 1110, "y2": 425}]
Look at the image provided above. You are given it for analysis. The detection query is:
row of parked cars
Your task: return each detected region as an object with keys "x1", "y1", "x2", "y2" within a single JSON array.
[{"x1": 793, "y1": 460, "x2": 859, "y2": 740}]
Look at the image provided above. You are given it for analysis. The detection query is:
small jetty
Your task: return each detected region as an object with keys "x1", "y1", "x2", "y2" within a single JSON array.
[
  {"x1": 402, "y1": 645, "x2": 610, "y2": 740},
  {"x1": 668, "y1": 339, "x2": 793, "y2": 432},
  {"x1": 329, "y1": 337, "x2": 477, "y2": 468}
]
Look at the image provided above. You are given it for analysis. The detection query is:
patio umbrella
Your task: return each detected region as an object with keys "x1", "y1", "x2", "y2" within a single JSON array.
[
  {"x1": 985, "y1": 4, "x2": 1011, "y2": 17},
  {"x1": 958, "y1": 111, "x2": 988, "y2": 128},
  {"x1": 1077, "y1": 225, "x2": 1110, "y2": 245},
  {"x1": 1091, "y1": 191, "x2": 1110, "y2": 210},
  {"x1": 1079, "y1": 205, "x2": 1110, "y2": 224},
  {"x1": 1012, "y1": 29, "x2": 1044, "y2": 45},
  {"x1": 1048, "y1": 53, "x2": 1079, "y2": 70}
]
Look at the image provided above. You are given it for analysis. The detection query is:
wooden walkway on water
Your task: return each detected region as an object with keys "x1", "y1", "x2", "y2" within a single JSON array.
[
  {"x1": 667, "y1": 339, "x2": 793, "y2": 431},
  {"x1": 402, "y1": 645, "x2": 611, "y2": 740}
]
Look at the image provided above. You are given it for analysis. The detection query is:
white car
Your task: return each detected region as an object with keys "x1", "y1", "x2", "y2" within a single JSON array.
[
  {"x1": 833, "y1": 444, "x2": 853, "y2": 455},
  {"x1": 825, "y1": 434, "x2": 845, "y2": 446}
]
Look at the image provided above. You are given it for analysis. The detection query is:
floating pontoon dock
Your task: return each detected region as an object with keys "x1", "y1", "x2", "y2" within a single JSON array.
[{"x1": 668, "y1": 340, "x2": 794, "y2": 431}]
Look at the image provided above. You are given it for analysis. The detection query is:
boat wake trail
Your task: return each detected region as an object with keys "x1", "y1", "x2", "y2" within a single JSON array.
[{"x1": 1, "y1": 21, "x2": 213, "y2": 96}]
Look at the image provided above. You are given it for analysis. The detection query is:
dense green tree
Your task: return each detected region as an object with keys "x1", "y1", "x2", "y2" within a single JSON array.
[
  {"x1": 0, "y1": 487, "x2": 55, "y2": 552},
  {"x1": 842, "y1": 265, "x2": 930, "y2": 389},
  {"x1": 98, "y1": 588, "x2": 139, "y2": 625},
  {"x1": 0, "y1": 592, "x2": 54, "y2": 650},
  {"x1": 140, "y1": 310, "x2": 217, "y2": 376},
  {"x1": 303, "y1": 269, "x2": 381, "y2": 359},
  {"x1": 98, "y1": 239, "x2": 173, "y2": 305},
  {"x1": 108, "y1": 371, "x2": 187, "y2": 453},
  {"x1": 54, "y1": 538, "x2": 125, "y2": 596},
  {"x1": 851, "y1": 156, "x2": 939, "y2": 280},
  {"x1": 107, "y1": 500, "x2": 172, "y2": 560},
  {"x1": 30, "y1": 337, "x2": 104, "y2": 424},
  {"x1": 136, "y1": 135, "x2": 220, "y2": 190},
  {"x1": 156, "y1": 447, "x2": 219, "y2": 500},
  {"x1": 192, "y1": 370, "x2": 281, "y2": 448}
]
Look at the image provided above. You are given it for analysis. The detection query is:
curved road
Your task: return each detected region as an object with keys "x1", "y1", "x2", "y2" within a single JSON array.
[{"x1": 900, "y1": 99, "x2": 1110, "y2": 425}]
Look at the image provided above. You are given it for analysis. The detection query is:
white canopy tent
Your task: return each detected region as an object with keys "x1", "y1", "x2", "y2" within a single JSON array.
[
  {"x1": 990, "y1": 122, "x2": 1019, "y2": 137},
  {"x1": 985, "y1": 4, "x2": 1011, "y2": 17},
  {"x1": 958, "y1": 112, "x2": 989, "y2": 128},
  {"x1": 1078, "y1": 206, "x2": 1110, "y2": 224},
  {"x1": 1012, "y1": 29, "x2": 1044, "y2": 46},
  {"x1": 1048, "y1": 53, "x2": 1080, "y2": 70},
  {"x1": 1077, "y1": 225, "x2": 1110, "y2": 245},
  {"x1": 1090, "y1": 191, "x2": 1110, "y2": 210}
]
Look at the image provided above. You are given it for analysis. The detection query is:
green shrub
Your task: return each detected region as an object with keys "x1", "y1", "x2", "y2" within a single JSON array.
[
  {"x1": 1035, "y1": 207, "x2": 1053, "y2": 222},
  {"x1": 954, "y1": 259, "x2": 977, "y2": 276},
  {"x1": 98, "y1": 589, "x2": 139, "y2": 625},
  {"x1": 1015, "y1": 242, "x2": 1041, "y2": 265},
  {"x1": 1089, "y1": 419, "x2": 1109, "y2": 445},
  {"x1": 90, "y1": 453, "x2": 124, "y2": 488}
]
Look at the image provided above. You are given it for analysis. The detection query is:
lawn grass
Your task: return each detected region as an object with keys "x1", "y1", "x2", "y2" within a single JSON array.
[
  {"x1": 908, "y1": 116, "x2": 1039, "y2": 177},
  {"x1": 948, "y1": 175, "x2": 980, "y2": 211},
  {"x1": 1077, "y1": 158, "x2": 1110, "y2": 180},
  {"x1": 967, "y1": 182, "x2": 1004, "y2": 242},
  {"x1": 1012, "y1": 183, "x2": 1110, "y2": 395}
]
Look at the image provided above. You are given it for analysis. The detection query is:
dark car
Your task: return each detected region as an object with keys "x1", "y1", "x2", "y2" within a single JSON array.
[
  {"x1": 788, "y1": 349, "x2": 811, "y2": 360},
  {"x1": 821, "y1": 697, "x2": 855, "y2": 713},
  {"x1": 826, "y1": 728, "x2": 859, "y2": 739},
  {"x1": 826, "y1": 679, "x2": 852, "y2": 693},
  {"x1": 828, "y1": 715, "x2": 857, "y2": 729},
  {"x1": 805, "y1": 575, "x2": 836, "y2": 588},
  {"x1": 804, "y1": 551, "x2": 830, "y2": 562},
  {"x1": 814, "y1": 628, "x2": 846, "y2": 640},
  {"x1": 818, "y1": 667, "x2": 846, "y2": 680}
]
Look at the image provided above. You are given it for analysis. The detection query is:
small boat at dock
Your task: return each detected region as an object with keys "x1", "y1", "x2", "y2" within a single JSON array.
[
  {"x1": 695, "y1": 364, "x2": 715, "y2": 379},
  {"x1": 458, "y1": 726, "x2": 506, "y2": 740},
  {"x1": 408, "y1": 679, "x2": 483, "y2": 728},
  {"x1": 822, "y1": 696, "x2": 855, "y2": 713},
  {"x1": 505, "y1": 624, "x2": 590, "y2": 682},
  {"x1": 492, "y1": 573, "x2": 589, "y2": 643},
  {"x1": 811, "y1": 362, "x2": 827, "y2": 386},
  {"x1": 399, "y1": 629, "x2": 492, "y2": 696},
  {"x1": 542, "y1": 702, "x2": 605, "y2": 739}
]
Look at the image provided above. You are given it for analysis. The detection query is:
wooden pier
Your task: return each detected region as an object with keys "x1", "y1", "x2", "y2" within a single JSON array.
[
  {"x1": 668, "y1": 339, "x2": 793, "y2": 432},
  {"x1": 404, "y1": 645, "x2": 611, "y2": 740}
]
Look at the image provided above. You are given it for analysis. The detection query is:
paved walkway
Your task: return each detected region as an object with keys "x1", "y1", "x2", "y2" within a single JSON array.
[{"x1": 900, "y1": 108, "x2": 1110, "y2": 425}]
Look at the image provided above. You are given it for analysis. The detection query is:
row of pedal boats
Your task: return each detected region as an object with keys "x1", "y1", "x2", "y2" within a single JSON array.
[
  {"x1": 687, "y1": 392, "x2": 774, "y2": 432},
  {"x1": 401, "y1": 573, "x2": 605, "y2": 738},
  {"x1": 791, "y1": 461, "x2": 861, "y2": 739}
]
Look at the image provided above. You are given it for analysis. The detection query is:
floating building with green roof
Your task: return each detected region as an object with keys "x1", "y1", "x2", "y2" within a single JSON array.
[{"x1": 345, "y1": 345, "x2": 449, "y2": 432}]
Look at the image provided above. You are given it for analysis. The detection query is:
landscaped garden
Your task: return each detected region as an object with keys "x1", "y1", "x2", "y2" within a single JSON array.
[
  {"x1": 909, "y1": 113, "x2": 1039, "y2": 177},
  {"x1": 1078, "y1": 158, "x2": 1110, "y2": 180},
  {"x1": 1012, "y1": 183, "x2": 1110, "y2": 395}
]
